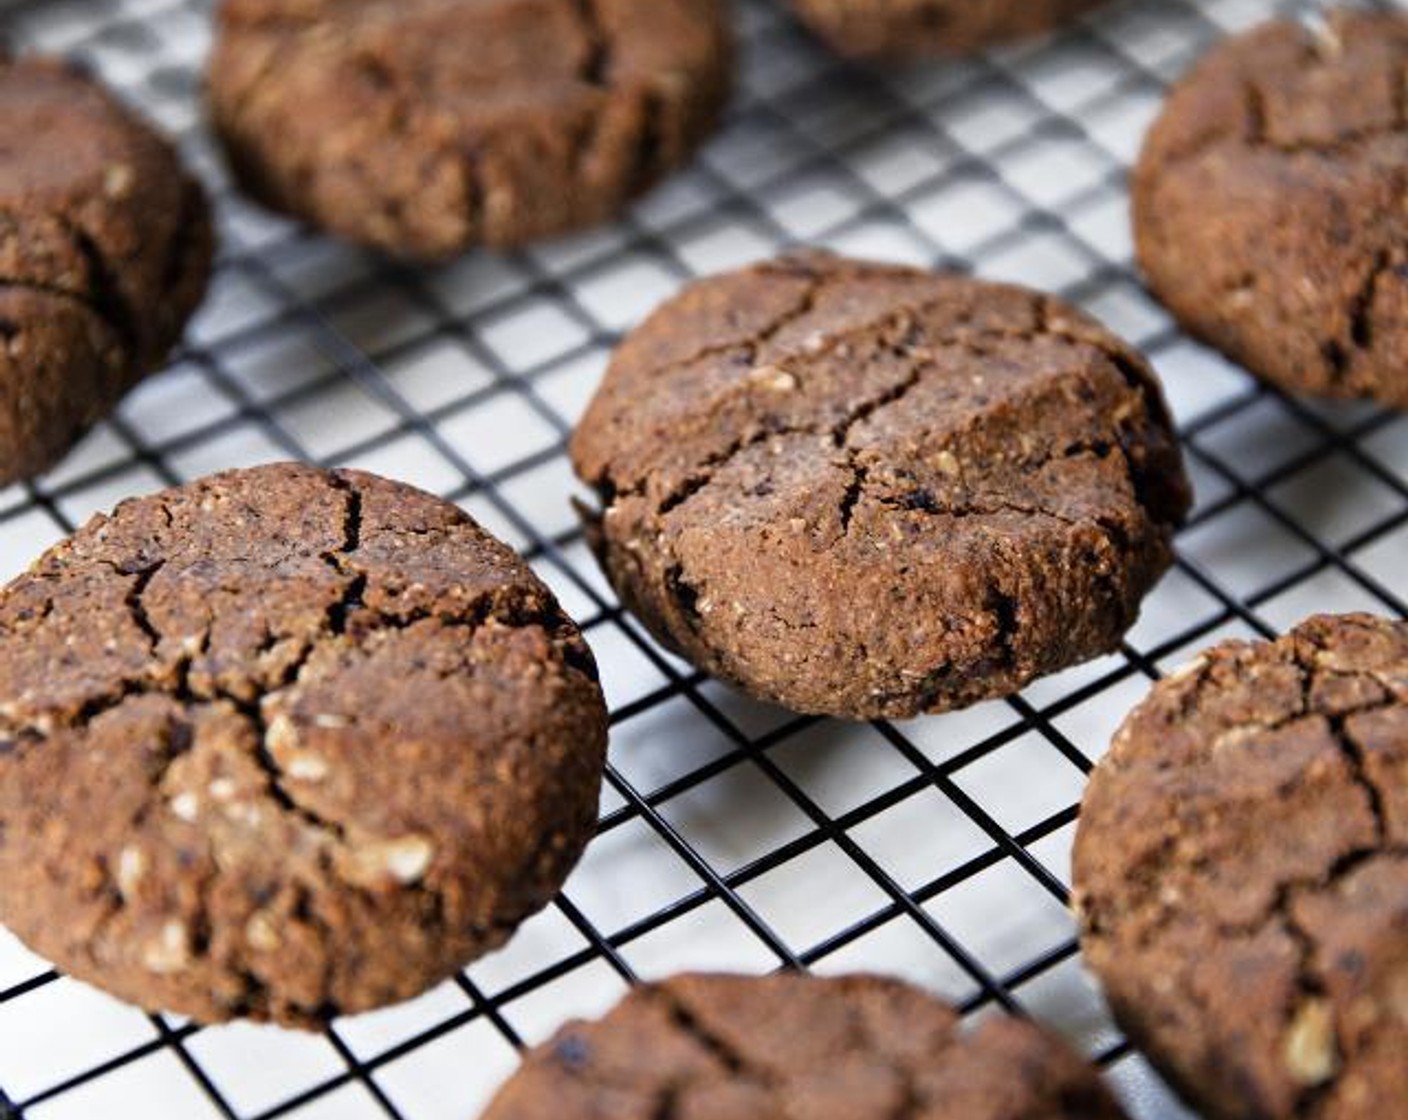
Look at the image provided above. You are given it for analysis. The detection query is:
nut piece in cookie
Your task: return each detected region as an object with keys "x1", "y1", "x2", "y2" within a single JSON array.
[
  {"x1": 207, "y1": 0, "x2": 732, "y2": 261},
  {"x1": 481, "y1": 972, "x2": 1129, "y2": 1119},
  {"x1": 0, "y1": 464, "x2": 609, "y2": 1028},
  {"x1": 1074, "y1": 613, "x2": 1408, "y2": 1119},
  {"x1": 571, "y1": 252, "x2": 1191, "y2": 720},
  {"x1": 1134, "y1": 9, "x2": 1408, "y2": 407},
  {"x1": 0, "y1": 56, "x2": 213, "y2": 486},
  {"x1": 784, "y1": 0, "x2": 1108, "y2": 59}
]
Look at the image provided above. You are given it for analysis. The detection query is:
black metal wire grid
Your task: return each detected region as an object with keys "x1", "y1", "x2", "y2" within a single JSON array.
[{"x1": 1, "y1": 0, "x2": 1406, "y2": 1116}]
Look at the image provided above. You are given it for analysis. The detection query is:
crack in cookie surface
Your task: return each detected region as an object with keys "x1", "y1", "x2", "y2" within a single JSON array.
[
  {"x1": 1075, "y1": 613, "x2": 1408, "y2": 1120},
  {"x1": 0, "y1": 57, "x2": 212, "y2": 484},
  {"x1": 481, "y1": 973, "x2": 1129, "y2": 1120},
  {"x1": 782, "y1": 0, "x2": 1109, "y2": 60},
  {"x1": 0, "y1": 464, "x2": 608, "y2": 1027},
  {"x1": 1134, "y1": 10, "x2": 1408, "y2": 407},
  {"x1": 573, "y1": 253, "x2": 1189, "y2": 719},
  {"x1": 208, "y1": 0, "x2": 731, "y2": 259}
]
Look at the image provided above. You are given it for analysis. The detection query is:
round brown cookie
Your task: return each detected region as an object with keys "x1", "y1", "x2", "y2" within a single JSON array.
[
  {"x1": 784, "y1": 0, "x2": 1108, "y2": 59},
  {"x1": 482, "y1": 972, "x2": 1130, "y2": 1119},
  {"x1": 1074, "y1": 613, "x2": 1408, "y2": 1119},
  {"x1": 0, "y1": 55, "x2": 213, "y2": 486},
  {"x1": 571, "y1": 252, "x2": 1190, "y2": 720},
  {"x1": 1134, "y1": 10, "x2": 1408, "y2": 408},
  {"x1": 0, "y1": 464, "x2": 608, "y2": 1028},
  {"x1": 207, "y1": 0, "x2": 731, "y2": 261}
]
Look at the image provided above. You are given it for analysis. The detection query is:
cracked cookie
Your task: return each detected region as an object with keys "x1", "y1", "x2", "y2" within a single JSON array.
[
  {"x1": 482, "y1": 972, "x2": 1130, "y2": 1119},
  {"x1": 783, "y1": 0, "x2": 1108, "y2": 59},
  {"x1": 1134, "y1": 9, "x2": 1408, "y2": 408},
  {"x1": 571, "y1": 253, "x2": 1190, "y2": 720},
  {"x1": 0, "y1": 55, "x2": 213, "y2": 486},
  {"x1": 207, "y1": 0, "x2": 732, "y2": 261},
  {"x1": 0, "y1": 463, "x2": 609, "y2": 1028},
  {"x1": 1073, "y1": 613, "x2": 1408, "y2": 1119}
]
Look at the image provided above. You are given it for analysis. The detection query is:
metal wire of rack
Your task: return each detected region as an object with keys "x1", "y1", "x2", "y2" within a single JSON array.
[{"x1": 1, "y1": 0, "x2": 1406, "y2": 1117}]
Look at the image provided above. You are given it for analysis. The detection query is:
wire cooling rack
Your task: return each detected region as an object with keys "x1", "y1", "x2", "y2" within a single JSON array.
[{"x1": 3, "y1": 0, "x2": 1407, "y2": 1117}]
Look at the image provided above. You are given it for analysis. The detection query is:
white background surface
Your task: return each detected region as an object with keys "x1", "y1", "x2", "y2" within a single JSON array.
[{"x1": 2, "y1": 0, "x2": 1406, "y2": 1117}]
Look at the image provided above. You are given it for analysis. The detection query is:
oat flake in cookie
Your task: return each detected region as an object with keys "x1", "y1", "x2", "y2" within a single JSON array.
[
  {"x1": 0, "y1": 55, "x2": 212, "y2": 486},
  {"x1": 571, "y1": 253, "x2": 1190, "y2": 721},
  {"x1": 482, "y1": 972, "x2": 1130, "y2": 1119},
  {"x1": 1074, "y1": 614, "x2": 1408, "y2": 1119},
  {"x1": 208, "y1": 0, "x2": 731, "y2": 261},
  {"x1": 0, "y1": 464, "x2": 608, "y2": 1028},
  {"x1": 784, "y1": 0, "x2": 1108, "y2": 59},
  {"x1": 1134, "y1": 9, "x2": 1408, "y2": 407}
]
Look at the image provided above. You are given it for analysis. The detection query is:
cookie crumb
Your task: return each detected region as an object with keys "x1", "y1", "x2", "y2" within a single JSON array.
[
  {"x1": 115, "y1": 847, "x2": 146, "y2": 897},
  {"x1": 1285, "y1": 999, "x2": 1340, "y2": 1087},
  {"x1": 1162, "y1": 656, "x2": 1208, "y2": 685},
  {"x1": 245, "y1": 911, "x2": 282, "y2": 953},
  {"x1": 142, "y1": 920, "x2": 191, "y2": 974},
  {"x1": 286, "y1": 754, "x2": 330, "y2": 782},
  {"x1": 749, "y1": 366, "x2": 799, "y2": 393},
  {"x1": 169, "y1": 792, "x2": 200, "y2": 823},
  {"x1": 266, "y1": 713, "x2": 299, "y2": 754},
  {"x1": 103, "y1": 162, "x2": 134, "y2": 198},
  {"x1": 346, "y1": 836, "x2": 436, "y2": 887},
  {"x1": 933, "y1": 449, "x2": 961, "y2": 476}
]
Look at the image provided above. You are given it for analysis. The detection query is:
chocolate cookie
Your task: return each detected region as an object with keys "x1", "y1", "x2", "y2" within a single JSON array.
[
  {"x1": 0, "y1": 464, "x2": 608, "y2": 1028},
  {"x1": 0, "y1": 55, "x2": 213, "y2": 486},
  {"x1": 571, "y1": 253, "x2": 1190, "y2": 720},
  {"x1": 482, "y1": 972, "x2": 1129, "y2": 1119},
  {"x1": 208, "y1": 0, "x2": 732, "y2": 261},
  {"x1": 1074, "y1": 613, "x2": 1408, "y2": 1119},
  {"x1": 784, "y1": 0, "x2": 1108, "y2": 59},
  {"x1": 1134, "y1": 10, "x2": 1408, "y2": 407}
]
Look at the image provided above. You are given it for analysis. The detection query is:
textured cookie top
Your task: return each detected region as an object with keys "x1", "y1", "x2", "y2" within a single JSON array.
[
  {"x1": 785, "y1": 0, "x2": 1107, "y2": 59},
  {"x1": 572, "y1": 253, "x2": 1189, "y2": 719},
  {"x1": 482, "y1": 973, "x2": 1129, "y2": 1119},
  {"x1": 1134, "y1": 10, "x2": 1408, "y2": 405},
  {"x1": 0, "y1": 54, "x2": 208, "y2": 363},
  {"x1": 0, "y1": 56, "x2": 212, "y2": 483},
  {"x1": 0, "y1": 464, "x2": 608, "y2": 1027},
  {"x1": 209, "y1": 0, "x2": 730, "y2": 258},
  {"x1": 1074, "y1": 614, "x2": 1408, "y2": 1119}
]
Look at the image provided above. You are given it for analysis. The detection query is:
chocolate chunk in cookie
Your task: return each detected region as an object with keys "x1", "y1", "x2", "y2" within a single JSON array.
[
  {"x1": 1134, "y1": 10, "x2": 1408, "y2": 407},
  {"x1": 482, "y1": 973, "x2": 1129, "y2": 1119},
  {"x1": 571, "y1": 252, "x2": 1190, "y2": 720},
  {"x1": 1074, "y1": 613, "x2": 1408, "y2": 1119},
  {"x1": 0, "y1": 464, "x2": 608, "y2": 1028},
  {"x1": 784, "y1": 0, "x2": 1108, "y2": 59},
  {"x1": 0, "y1": 55, "x2": 213, "y2": 486},
  {"x1": 208, "y1": 0, "x2": 732, "y2": 261}
]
